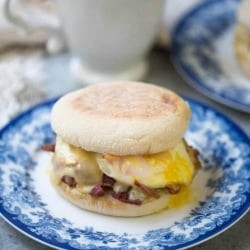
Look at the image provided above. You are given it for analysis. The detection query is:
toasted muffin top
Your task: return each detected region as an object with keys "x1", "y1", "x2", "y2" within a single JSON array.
[{"x1": 51, "y1": 81, "x2": 191, "y2": 155}]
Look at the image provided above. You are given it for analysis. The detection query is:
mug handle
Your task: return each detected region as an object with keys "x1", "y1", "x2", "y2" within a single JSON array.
[{"x1": 3, "y1": 0, "x2": 66, "y2": 53}]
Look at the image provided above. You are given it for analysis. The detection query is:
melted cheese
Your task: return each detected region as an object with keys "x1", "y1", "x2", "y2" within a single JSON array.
[
  {"x1": 54, "y1": 137, "x2": 102, "y2": 185},
  {"x1": 54, "y1": 137, "x2": 195, "y2": 190}
]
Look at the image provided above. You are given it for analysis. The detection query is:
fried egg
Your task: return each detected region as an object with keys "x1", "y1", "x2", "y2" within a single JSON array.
[
  {"x1": 54, "y1": 137, "x2": 196, "y2": 189},
  {"x1": 96, "y1": 140, "x2": 195, "y2": 188}
]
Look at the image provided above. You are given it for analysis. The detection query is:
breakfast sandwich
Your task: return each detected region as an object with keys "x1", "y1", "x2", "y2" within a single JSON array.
[{"x1": 46, "y1": 81, "x2": 201, "y2": 217}]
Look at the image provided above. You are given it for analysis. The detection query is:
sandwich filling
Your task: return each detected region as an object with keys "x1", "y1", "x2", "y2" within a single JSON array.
[{"x1": 49, "y1": 137, "x2": 200, "y2": 205}]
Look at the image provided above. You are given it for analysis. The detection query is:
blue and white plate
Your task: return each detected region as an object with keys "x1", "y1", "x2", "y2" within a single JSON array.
[
  {"x1": 0, "y1": 98, "x2": 249, "y2": 250},
  {"x1": 171, "y1": 0, "x2": 250, "y2": 112}
]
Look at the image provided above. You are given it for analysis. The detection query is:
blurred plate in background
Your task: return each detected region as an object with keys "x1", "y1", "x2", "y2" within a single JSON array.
[{"x1": 171, "y1": 0, "x2": 250, "y2": 112}]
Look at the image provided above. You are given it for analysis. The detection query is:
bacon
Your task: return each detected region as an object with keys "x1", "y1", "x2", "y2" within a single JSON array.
[
  {"x1": 102, "y1": 174, "x2": 116, "y2": 188},
  {"x1": 112, "y1": 191, "x2": 142, "y2": 205},
  {"x1": 134, "y1": 180, "x2": 160, "y2": 198},
  {"x1": 41, "y1": 143, "x2": 55, "y2": 152},
  {"x1": 112, "y1": 191, "x2": 128, "y2": 200},
  {"x1": 61, "y1": 175, "x2": 76, "y2": 188},
  {"x1": 90, "y1": 185, "x2": 105, "y2": 196},
  {"x1": 165, "y1": 185, "x2": 181, "y2": 194}
]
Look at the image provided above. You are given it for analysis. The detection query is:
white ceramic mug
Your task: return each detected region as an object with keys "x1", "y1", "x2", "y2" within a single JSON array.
[{"x1": 4, "y1": 0, "x2": 164, "y2": 84}]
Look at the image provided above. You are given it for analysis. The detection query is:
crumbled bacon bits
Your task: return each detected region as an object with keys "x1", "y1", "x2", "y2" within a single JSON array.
[
  {"x1": 90, "y1": 185, "x2": 105, "y2": 196},
  {"x1": 102, "y1": 174, "x2": 116, "y2": 188},
  {"x1": 112, "y1": 191, "x2": 142, "y2": 205},
  {"x1": 40, "y1": 143, "x2": 55, "y2": 152},
  {"x1": 134, "y1": 180, "x2": 159, "y2": 198},
  {"x1": 61, "y1": 175, "x2": 76, "y2": 188},
  {"x1": 165, "y1": 185, "x2": 181, "y2": 194}
]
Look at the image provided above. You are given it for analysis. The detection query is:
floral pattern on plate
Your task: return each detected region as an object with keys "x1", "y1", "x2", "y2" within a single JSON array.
[{"x1": 0, "y1": 98, "x2": 249, "y2": 249}]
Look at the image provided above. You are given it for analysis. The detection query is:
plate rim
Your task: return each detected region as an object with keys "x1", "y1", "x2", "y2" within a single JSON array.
[
  {"x1": 170, "y1": 0, "x2": 250, "y2": 113},
  {"x1": 0, "y1": 97, "x2": 249, "y2": 250}
]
